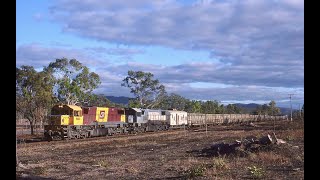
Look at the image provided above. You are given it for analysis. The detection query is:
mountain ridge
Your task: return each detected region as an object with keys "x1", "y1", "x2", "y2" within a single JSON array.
[{"x1": 105, "y1": 96, "x2": 293, "y2": 114}]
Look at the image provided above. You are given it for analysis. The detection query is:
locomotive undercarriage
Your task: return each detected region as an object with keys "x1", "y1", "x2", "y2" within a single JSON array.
[{"x1": 44, "y1": 122, "x2": 170, "y2": 141}]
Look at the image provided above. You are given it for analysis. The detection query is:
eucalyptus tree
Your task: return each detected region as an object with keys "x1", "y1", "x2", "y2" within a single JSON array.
[
  {"x1": 225, "y1": 104, "x2": 242, "y2": 114},
  {"x1": 44, "y1": 58, "x2": 101, "y2": 105},
  {"x1": 253, "y1": 101, "x2": 281, "y2": 116},
  {"x1": 268, "y1": 100, "x2": 281, "y2": 115},
  {"x1": 16, "y1": 66, "x2": 54, "y2": 135},
  {"x1": 184, "y1": 100, "x2": 202, "y2": 113},
  {"x1": 122, "y1": 70, "x2": 166, "y2": 108},
  {"x1": 155, "y1": 93, "x2": 188, "y2": 110},
  {"x1": 201, "y1": 100, "x2": 224, "y2": 114}
]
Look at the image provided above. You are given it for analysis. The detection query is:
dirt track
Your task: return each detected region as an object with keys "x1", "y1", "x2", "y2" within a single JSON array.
[{"x1": 16, "y1": 120, "x2": 304, "y2": 179}]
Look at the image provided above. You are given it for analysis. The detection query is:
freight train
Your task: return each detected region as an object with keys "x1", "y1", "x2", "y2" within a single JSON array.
[{"x1": 44, "y1": 104, "x2": 287, "y2": 141}]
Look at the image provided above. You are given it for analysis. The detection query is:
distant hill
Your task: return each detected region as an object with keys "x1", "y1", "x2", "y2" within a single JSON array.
[
  {"x1": 105, "y1": 96, "x2": 292, "y2": 115},
  {"x1": 233, "y1": 103, "x2": 292, "y2": 115},
  {"x1": 106, "y1": 96, "x2": 131, "y2": 105},
  {"x1": 233, "y1": 103, "x2": 260, "y2": 113}
]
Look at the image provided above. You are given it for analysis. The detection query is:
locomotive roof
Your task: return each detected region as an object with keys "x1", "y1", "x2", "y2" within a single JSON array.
[
  {"x1": 66, "y1": 105, "x2": 82, "y2": 111},
  {"x1": 131, "y1": 108, "x2": 141, "y2": 112},
  {"x1": 166, "y1": 110, "x2": 188, "y2": 114},
  {"x1": 53, "y1": 104, "x2": 82, "y2": 111}
]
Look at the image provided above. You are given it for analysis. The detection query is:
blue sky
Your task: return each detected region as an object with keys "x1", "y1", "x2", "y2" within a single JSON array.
[{"x1": 16, "y1": 0, "x2": 304, "y2": 109}]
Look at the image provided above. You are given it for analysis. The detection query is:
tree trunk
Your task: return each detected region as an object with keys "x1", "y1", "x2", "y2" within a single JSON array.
[
  {"x1": 16, "y1": 135, "x2": 19, "y2": 166},
  {"x1": 30, "y1": 121, "x2": 34, "y2": 135}
]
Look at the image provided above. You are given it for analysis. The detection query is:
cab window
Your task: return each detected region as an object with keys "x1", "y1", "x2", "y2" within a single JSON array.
[{"x1": 74, "y1": 110, "x2": 81, "y2": 116}]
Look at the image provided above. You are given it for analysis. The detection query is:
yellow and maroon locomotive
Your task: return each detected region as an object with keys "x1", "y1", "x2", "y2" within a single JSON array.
[{"x1": 44, "y1": 104, "x2": 127, "y2": 140}]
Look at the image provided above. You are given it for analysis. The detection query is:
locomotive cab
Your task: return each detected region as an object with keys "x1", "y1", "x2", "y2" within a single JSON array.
[
  {"x1": 49, "y1": 104, "x2": 83, "y2": 125},
  {"x1": 44, "y1": 104, "x2": 84, "y2": 141}
]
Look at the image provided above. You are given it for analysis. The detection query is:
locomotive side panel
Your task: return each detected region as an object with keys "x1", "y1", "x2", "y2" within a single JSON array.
[
  {"x1": 96, "y1": 107, "x2": 109, "y2": 123},
  {"x1": 107, "y1": 107, "x2": 125, "y2": 122},
  {"x1": 142, "y1": 109, "x2": 166, "y2": 121},
  {"x1": 83, "y1": 107, "x2": 97, "y2": 125}
]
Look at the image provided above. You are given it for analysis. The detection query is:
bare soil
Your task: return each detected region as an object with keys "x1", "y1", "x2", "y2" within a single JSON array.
[{"x1": 16, "y1": 120, "x2": 304, "y2": 179}]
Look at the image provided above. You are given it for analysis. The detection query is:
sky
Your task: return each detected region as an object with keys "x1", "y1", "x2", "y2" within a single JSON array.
[{"x1": 16, "y1": 0, "x2": 304, "y2": 109}]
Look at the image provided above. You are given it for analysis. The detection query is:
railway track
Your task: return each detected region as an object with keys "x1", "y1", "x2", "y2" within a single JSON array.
[
  {"x1": 17, "y1": 120, "x2": 279, "y2": 146},
  {"x1": 17, "y1": 128, "x2": 188, "y2": 145}
]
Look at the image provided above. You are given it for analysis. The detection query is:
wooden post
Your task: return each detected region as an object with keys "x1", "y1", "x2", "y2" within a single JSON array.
[
  {"x1": 205, "y1": 114, "x2": 208, "y2": 137},
  {"x1": 273, "y1": 112, "x2": 275, "y2": 132},
  {"x1": 16, "y1": 134, "x2": 19, "y2": 166}
]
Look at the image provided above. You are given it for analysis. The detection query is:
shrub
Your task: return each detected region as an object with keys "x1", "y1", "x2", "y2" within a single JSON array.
[
  {"x1": 212, "y1": 156, "x2": 228, "y2": 170},
  {"x1": 185, "y1": 165, "x2": 206, "y2": 178},
  {"x1": 247, "y1": 165, "x2": 265, "y2": 179}
]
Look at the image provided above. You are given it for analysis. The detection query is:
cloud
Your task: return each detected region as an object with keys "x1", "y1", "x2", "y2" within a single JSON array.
[
  {"x1": 48, "y1": 0, "x2": 304, "y2": 85},
  {"x1": 49, "y1": 0, "x2": 303, "y2": 53},
  {"x1": 109, "y1": 61, "x2": 303, "y2": 88},
  {"x1": 18, "y1": 0, "x2": 304, "y2": 107},
  {"x1": 33, "y1": 13, "x2": 44, "y2": 21},
  {"x1": 94, "y1": 61, "x2": 304, "y2": 106},
  {"x1": 16, "y1": 43, "x2": 106, "y2": 69},
  {"x1": 16, "y1": 43, "x2": 303, "y2": 107},
  {"x1": 85, "y1": 47, "x2": 145, "y2": 56}
]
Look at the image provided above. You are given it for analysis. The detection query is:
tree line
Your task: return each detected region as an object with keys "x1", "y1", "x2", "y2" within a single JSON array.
[{"x1": 16, "y1": 58, "x2": 289, "y2": 134}]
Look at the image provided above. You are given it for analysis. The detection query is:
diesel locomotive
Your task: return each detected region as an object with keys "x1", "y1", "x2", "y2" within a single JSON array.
[
  {"x1": 44, "y1": 104, "x2": 182, "y2": 140},
  {"x1": 44, "y1": 104, "x2": 287, "y2": 141}
]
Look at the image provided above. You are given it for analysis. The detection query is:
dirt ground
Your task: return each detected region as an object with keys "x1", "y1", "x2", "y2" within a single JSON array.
[{"x1": 16, "y1": 120, "x2": 304, "y2": 179}]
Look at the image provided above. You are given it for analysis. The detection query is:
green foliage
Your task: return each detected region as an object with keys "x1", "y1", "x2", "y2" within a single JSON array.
[
  {"x1": 269, "y1": 100, "x2": 281, "y2": 115},
  {"x1": 33, "y1": 167, "x2": 47, "y2": 175},
  {"x1": 185, "y1": 165, "x2": 206, "y2": 178},
  {"x1": 128, "y1": 98, "x2": 142, "y2": 108},
  {"x1": 44, "y1": 58, "x2": 101, "y2": 105},
  {"x1": 285, "y1": 135, "x2": 294, "y2": 141},
  {"x1": 122, "y1": 70, "x2": 166, "y2": 108},
  {"x1": 184, "y1": 100, "x2": 202, "y2": 113},
  {"x1": 225, "y1": 104, "x2": 243, "y2": 114},
  {"x1": 247, "y1": 165, "x2": 265, "y2": 179},
  {"x1": 16, "y1": 66, "x2": 54, "y2": 134},
  {"x1": 85, "y1": 94, "x2": 115, "y2": 107},
  {"x1": 253, "y1": 100, "x2": 281, "y2": 115},
  {"x1": 200, "y1": 100, "x2": 224, "y2": 114},
  {"x1": 16, "y1": 58, "x2": 101, "y2": 133},
  {"x1": 97, "y1": 160, "x2": 108, "y2": 168},
  {"x1": 156, "y1": 93, "x2": 188, "y2": 110},
  {"x1": 212, "y1": 156, "x2": 228, "y2": 170}
]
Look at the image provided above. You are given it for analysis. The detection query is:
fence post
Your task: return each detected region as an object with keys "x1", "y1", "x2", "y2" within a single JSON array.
[{"x1": 205, "y1": 114, "x2": 208, "y2": 137}]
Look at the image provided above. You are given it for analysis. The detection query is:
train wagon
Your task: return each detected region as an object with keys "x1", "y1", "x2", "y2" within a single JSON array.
[{"x1": 165, "y1": 110, "x2": 188, "y2": 126}]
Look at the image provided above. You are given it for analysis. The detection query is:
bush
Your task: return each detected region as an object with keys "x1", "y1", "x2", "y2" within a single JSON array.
[
  {"x1": 185, "y1": 165, "x2": 206, "y2": 178},
  {"x1": 247, "y1": 165, "x2": 265, "y2": 179}
]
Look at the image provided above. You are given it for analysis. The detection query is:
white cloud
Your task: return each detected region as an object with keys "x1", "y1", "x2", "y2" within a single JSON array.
[
  {"x1": 48, "y1": 0, "x2": 303, "y2": 79},
  {"x1": 16, "y1": 43, "x2": 303, "y2": 107},
  {"x1": 17, "y1": 0, "x2": 304, "y2": 107},
  {"x1": 16, "y1": 43, "x2": 106, "y2": 69}
]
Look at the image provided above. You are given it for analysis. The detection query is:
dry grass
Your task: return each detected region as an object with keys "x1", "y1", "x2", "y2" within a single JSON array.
[{"x1": 16, "y1": 119, "x2": 304, "y2": 179}]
